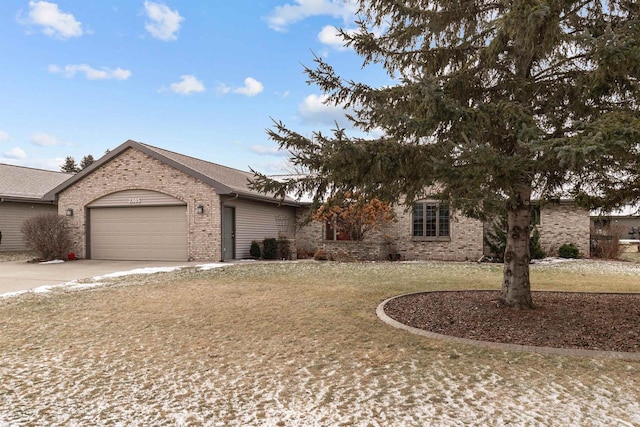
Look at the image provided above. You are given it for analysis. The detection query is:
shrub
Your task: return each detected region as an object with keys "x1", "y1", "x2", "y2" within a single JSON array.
[
  {"x1": 529, "y1": 227, "x2": 546, "y2": 260},
  {"x1": 21, "y1": 213, "x2": 73, "y2": 261},
  {"x1": 484, "y1": 215, "x2": 507, "y2": 261},
  {"x1": 484, "y1": 215, "x2": 546, "y2": 261},
  {"x1": 313, "y1": 249, "x2": 328, "y2": 261},
  {"x1": 312, "y1": 192, "x2": 395, "y2": 241},
  {"x1": 277, "y1": 237, "x2": 291, "y2": 260},
  {"x1": 558, "y1": 243, "x2": 579, "y2": 259},
  {"x1": 249, "y1": 240, "x2": 261, "y2": 258},
  {"x1": 262, "y1": 238, "x2": 277, "y2": 260},
  {"x1": 590, "y1": 225, "x2": 625, "y2": 259},
  {"x1": 296, "y1": 248, "x2": 314, "y2": 259}
]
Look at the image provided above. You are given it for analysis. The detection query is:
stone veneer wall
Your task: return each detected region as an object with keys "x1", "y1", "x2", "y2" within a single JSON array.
[
  {"x1": 321, "y1": 240, "x2": 390, "y2": 261},
  {"x1": 58, "y1": 148, "x2": 222, "y2": 261},
  {"x1": 537, "y1": 203, "x2": 590, "y2": 257}
]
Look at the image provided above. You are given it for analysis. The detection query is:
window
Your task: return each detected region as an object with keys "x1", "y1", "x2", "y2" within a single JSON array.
[
  {"x1": 531, "y1": 206, "x2": 541, "y2": 225},
  {"x1": 324, "y1": 220, "x2": 351, "y2": 240},
  {"x1": 413, "y1": 202, "x2": 450, "y2": 238}
]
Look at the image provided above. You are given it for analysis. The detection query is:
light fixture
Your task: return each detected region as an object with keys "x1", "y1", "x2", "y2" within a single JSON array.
[
  {"x1": 196, "y1": 205, "x2": 204, "y2": 215},
  {"x1": 66, "y1": 208, "x2": 74, "y2": 217}
]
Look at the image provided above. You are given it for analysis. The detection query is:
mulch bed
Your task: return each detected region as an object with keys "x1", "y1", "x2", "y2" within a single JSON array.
[{"x1": 383, "y1": 291, "x2": 640, "y2": 353}]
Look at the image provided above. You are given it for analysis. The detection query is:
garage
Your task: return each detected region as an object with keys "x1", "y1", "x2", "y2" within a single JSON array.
[{"x1": 88, "y1": 190, "x2": 188, "y2": 261}]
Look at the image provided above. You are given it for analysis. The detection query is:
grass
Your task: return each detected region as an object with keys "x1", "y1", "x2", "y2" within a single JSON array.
[
  {"x1": 620, "y1": 243, "x2": 640, "y2": 264},
  {"x1": 1, "y1": 260, "x2": 639, "y2": 425},
  {"x1": 0, "y1": 250, "x2": 36, "y2": 262}
]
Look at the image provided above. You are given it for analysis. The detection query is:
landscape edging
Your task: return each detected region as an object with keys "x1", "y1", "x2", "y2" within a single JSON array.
[{"x1": 376, "y1": 291, "x2": 640, "y2": 361}]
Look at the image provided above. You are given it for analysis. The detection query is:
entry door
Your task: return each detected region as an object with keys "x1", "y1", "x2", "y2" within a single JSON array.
[{"x1": 222, "y1": 206, "x2": 236, "y2": 261}]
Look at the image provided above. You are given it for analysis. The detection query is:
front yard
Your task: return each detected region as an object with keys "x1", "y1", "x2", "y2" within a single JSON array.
[{"x1": 1, "y1": 260, "x2": 639, "y2": 426}]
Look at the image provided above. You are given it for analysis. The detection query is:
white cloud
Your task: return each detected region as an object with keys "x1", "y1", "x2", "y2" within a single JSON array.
[
  {"x1": 30, "y1": 133, "x2": 69, "y2": 146},
  {"x1": 143, "y1": 1, "x2": 184, "y2": 41},
  {"x1": 217, "y1": 78, "x2": 264, "y2": 97},
  {"x1": 250, "y1": 145, "x2": 288, "y2": 156},
  {"x1": 169, "y1": 75, "x2": 205, "y2": 95},
  {"x1": 19, "y1": 1, "x2": 83, "y2": 40},
  {"x1": 266, "y1": 0, "x2": 358, "y2": 32},
  {"x1": 48, "y1": 64, "x2": 132, "y2": 80},
  {"x1": 317, "y1": 25, "x2": 356, "y2": 50},
  {"x1": 3, "y1": 147, "x2": 27, "y2": 160},
  {"x1": 299, "y1": 93, "x2": 351, "y2": 125},
  {"x1": 0, "y1": 130, "x2": 10, "y2": 142},
  {"x1": 233, "y1": 77, "x2": 264, "y2": 97}
]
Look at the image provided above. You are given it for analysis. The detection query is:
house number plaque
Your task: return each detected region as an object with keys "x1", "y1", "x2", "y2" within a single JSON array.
[{"x1": 128, "y1": 198, "x2": 142, "y2": 204}]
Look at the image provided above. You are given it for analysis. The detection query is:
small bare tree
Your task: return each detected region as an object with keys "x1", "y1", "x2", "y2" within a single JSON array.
[
  {"x1": 21, "y1": 213, "x2": 73, "y2": 260},
  {"x1": 591, "y1": 224, "x2": 625, "y2": 260}
]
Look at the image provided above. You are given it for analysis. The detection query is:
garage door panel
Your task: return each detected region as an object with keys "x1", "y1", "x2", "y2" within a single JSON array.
[{"x1": 90, "y1": 206, "x2": 187, "y2": 261}]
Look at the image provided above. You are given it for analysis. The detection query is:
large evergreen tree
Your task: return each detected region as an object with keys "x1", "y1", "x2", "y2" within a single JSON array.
[{"x1": 251, "y1": 0, "x2": 640, "y2": 308}]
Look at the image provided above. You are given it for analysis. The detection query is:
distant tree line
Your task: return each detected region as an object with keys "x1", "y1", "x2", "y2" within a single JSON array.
[{"x1": 60, "y1": 149, "x2": 110, "y2": 173}]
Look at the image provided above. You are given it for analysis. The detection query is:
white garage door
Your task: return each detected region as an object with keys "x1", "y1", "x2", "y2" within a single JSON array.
[{"x1": 90, "y1": 206, "x2": 188, "y2": 261}]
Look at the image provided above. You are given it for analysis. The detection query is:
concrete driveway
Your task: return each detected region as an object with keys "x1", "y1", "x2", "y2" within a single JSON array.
[{"x1": 0, "y1": 259, "x2": 201, "y2": 295}]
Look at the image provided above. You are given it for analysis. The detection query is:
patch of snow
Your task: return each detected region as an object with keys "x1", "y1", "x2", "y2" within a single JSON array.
[
  {"x1": 530, "y1": 257, "x2": 578, "y2": 265},
  {"x1": 0, "y1": 290, "x2": 28, "y2": 299},
  {"x1": 196, "y1": 263, "x2": 227, "y2": 271},
  {"x1": 39, "y1": 259, "x2": 65, "y2": 265},
  {"x1": 620, "y1": 239, "x2": 640, "y2": 244},
  {"x1": 92, "y1": 266, "x2": 186, "y2": 280},
  {"x1": 0, "y1": 263, "x2": 233, "y2": 299}
]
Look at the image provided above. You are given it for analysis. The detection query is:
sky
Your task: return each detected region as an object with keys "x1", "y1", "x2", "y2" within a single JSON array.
[{"x1": 0, "y1": 0, "x2": 390, "y2": 173}]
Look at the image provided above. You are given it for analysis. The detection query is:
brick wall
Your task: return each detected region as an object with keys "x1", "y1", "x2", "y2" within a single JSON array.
[
  {"x1": 537, "y1": 202, "x2": 590, "y2": 257},
  {"x1": 295, "y1": 199, "x2": 590, "y2": 261},
  {"x1": 295, "y1": 203, "x2": 484, "y2": 262},
  {"x1": 57, "y1": 148, "x2": 222, "y2": 261},
  {"x1": 387, "y1": 205, "x2": 484, "y2": 261},
  {"x1": 321, "y1": 240, "x2": 390, "y2": 261},
  {"x1": 295, "y1": 208, "x2": 322, "y2": 258}
]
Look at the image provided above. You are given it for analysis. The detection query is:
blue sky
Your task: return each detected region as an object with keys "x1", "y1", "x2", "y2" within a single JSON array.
[{"x1": 0, "y1": 0, "x2": 389, "y2": 173}]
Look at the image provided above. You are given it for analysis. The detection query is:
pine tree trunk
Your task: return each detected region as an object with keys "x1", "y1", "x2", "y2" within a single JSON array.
[{"x1": 500, "y1": 190, "x2": 534, "y2": 309}]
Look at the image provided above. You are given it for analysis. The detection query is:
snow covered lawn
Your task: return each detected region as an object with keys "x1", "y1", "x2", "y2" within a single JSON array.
[{"x1": 1, "y1": 261, "x2": 638, "y2": 426}]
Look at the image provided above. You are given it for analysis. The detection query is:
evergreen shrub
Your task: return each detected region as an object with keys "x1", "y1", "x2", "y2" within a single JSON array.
[
  {"x1": 558, "y1": 243, "x2": 579, "y2": 258},
  {"x1": 249, "y1": 240, "x2": 261, "y2": 258},
  {"x1": 262, "y1": 238, "x2": 277, "y2": 260}
]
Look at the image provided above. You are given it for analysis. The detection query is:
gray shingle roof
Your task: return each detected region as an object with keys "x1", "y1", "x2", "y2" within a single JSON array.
[
  {"x1": 0, "y1": 163, "x2": 71, "y2": 201},
  {"x1": 44, "y1": 140, "x2": 299, "y2": 206}
]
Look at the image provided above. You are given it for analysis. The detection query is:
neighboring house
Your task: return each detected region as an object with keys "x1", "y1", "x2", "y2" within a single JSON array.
[
  {"x1": 44, "y1": 140, "x2": 300, "y2": 262},
  {"x1": 0, "y1": 164, "x2": 71, "y2": 251},
  {"x1": 298, "y1": 198, "x2": 590, "y2": 261},
  {"x1": 591, "y1": 205, "x2": 640, "y2": 242}
]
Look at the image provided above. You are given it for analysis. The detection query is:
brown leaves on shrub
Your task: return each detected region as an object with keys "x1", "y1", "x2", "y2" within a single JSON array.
[
  {"x1": 312, "y1": 192, "x2": 395, "y2": 241},
  {"x1": 21, "y1": 213, "x2": 73, "y2": 261}
]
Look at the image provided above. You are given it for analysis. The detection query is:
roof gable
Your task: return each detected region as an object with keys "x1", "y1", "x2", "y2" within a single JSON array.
[{"x1": 44, "y1": 140, "x2": 299, "y2": 206}]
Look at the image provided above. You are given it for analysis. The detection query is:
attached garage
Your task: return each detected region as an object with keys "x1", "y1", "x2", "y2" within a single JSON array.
[
  {"x1": 45, "y1": 140, "x2": 301, "y2": 262},
  {"x1": 87, "y1": 190, "x2": 187, "y2": 261}
]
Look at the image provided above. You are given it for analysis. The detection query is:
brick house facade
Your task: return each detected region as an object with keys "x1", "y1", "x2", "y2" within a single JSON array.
[
  {"x1": 298, "y1": 200, "x2": 589, "y2": 261},
  {"x1": 45, "y1": 140, "x2": 299, "y2": 262},
  {"x1": 36, "y1": 140, "x2": 590, "y2": 262}
]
